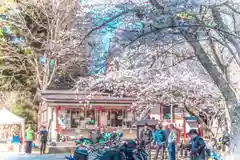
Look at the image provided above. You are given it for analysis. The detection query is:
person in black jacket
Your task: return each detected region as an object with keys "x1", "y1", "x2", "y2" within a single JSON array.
[
  {"x1": 39, "y1": 125, "x2": 48, "y2": 154},
  {"x1": 188, "y1": 129, "x2": 206, "y2": 160},
  {"x1": 140, "y1": 123, "x2": 153, "y2": 160}
]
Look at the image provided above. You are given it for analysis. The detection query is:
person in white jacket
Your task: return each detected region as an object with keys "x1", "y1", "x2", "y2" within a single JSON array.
[{"x1": 168, "y1": 124, "x2": 176, "y2": 160}]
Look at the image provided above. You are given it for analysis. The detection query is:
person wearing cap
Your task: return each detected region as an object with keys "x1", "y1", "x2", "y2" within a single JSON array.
[
  {"x1": 140, "y1": 123, "x2": 153, "y2": 160},
  {"x1": 188, "y1": 129, "x2": 206, "y2": 160}
]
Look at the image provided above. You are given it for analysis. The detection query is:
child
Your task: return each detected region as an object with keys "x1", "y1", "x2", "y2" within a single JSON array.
[
  {"x1": 12, "y1": 132, "x2": 20, "y2": 152},
  {"x1": 7, "y1": 133, "x2": 13, "y2": 151}
]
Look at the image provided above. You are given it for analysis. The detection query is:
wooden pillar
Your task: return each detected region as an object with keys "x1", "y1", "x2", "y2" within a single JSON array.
[
  {"x1": 56, "y1": 106, "x2": 59, "y2": 142},
  {"x1": 133, "y1": 110, "x2": 135, "y2": 121},
  {"x1": 125, "y1": 109, "x2": 127, "y2": 128},
  {"x1": 84, "y1": 106, "x2": 86, "y2": 118},
  {"x1": 122, "y1": 109, "x2": 124, "y2": 126},
  {"x1": 172, "y1": 105, "x2": 176, "y2": 121},
  {"x1": 83, "y1": 107, "x2": 86, "y2": 129},
  {"x1": 97, "y1": 107, "x2": 102, "y2": 127},
  {"x1": 95, "y1": 108, "x2": 98, "y2": 127},
  {"x1": 94, "y1": 108, "x2": 96, "y2": 126},
  {"x1": 98, "y1": 109, "x2": 100, "y2": 127},
  {"x1": 70, "y1": 109, "x2": 72, "y2": 128},
  {"x1": 110, "y1": 109, "x2": 112, "y2": 127},
  {"x1": 183, "y1": 111, "x2": 187, "y2": 143},
  {"x1": 160, "y1": 103, "x2": 163, "y2": 121}
]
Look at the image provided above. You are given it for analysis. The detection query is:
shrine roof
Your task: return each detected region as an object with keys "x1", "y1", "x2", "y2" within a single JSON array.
[{"x1": 40, "y1": 90, "x2": 137, "y2": 104}]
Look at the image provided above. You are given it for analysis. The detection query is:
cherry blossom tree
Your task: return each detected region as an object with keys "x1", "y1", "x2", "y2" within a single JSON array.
[{"x1": 74, "y1": 0, "x2": 240, "y2": 150}]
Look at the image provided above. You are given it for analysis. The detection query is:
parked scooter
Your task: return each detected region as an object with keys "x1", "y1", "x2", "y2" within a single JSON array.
[
  {"x1": 119, "y1": 139, "x2": 148, "y2": 160},
  {"x1": 65, "y1": 131, "x2": 123, "y2": 160},
  {"x1": 208, "y1": 151, "x2": 223, "y2": 160},
  {"x1": 65, "y1": 138, "x2": 147, "y2": 160}
]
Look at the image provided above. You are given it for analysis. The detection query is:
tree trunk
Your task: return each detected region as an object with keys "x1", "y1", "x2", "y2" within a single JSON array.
[
  {"x1": 183, "y1": 103, "x2": 214, "y2": 137},
  {"x1": 211, "y1": 7, "x2": 240, "y2": 66},
  {"x1": 184, "y1": 32, "x2": 240, "y2": 151}
]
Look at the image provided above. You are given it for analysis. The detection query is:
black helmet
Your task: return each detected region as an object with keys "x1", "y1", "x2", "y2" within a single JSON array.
[{"x1": 188, "y1": 129, "x2": 198, "y2": 135}]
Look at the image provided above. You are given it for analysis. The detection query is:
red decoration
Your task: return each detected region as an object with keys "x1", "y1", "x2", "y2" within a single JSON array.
[
  {"x1": 98, "y1": 107, "x2": 103, "y2": 111},
  {"x1": 57, "y1": 106, "x2": 61, "y2": 111},
  {"x1": 183, "y1": 111, "x2": 187, "y2": 143},
  {"x1": 55, "y1": 126, "x2": 63, "y2": 133}
]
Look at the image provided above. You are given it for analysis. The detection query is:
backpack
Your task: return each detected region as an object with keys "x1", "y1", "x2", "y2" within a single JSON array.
[
  {"x1": 192, "y1": 136, "x2": 206, "y2": 157},
  {"x1": 40, "y1": 130, "x2": 48, "y2": 142}
]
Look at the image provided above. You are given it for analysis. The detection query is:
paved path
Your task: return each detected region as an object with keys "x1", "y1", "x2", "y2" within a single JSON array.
[
  {"x1": 0, "y1": 151, "x2": 176, "y2": 160},
  {"x1": 4, "y1": 150, "x2": 240, "y2": 160},
  {"x1": 4, "y1": 152, "x2": 238, "y2": 160},
  {"x1": 0, "y1": 153, "x2": 68, "y2": 160}
]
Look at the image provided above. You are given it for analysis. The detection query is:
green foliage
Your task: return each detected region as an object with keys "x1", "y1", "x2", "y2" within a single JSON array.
[
  {"x1": 0, "y1": 3, "x2": 35, "y2": 92},
  {"x1": 0, "y1": 1, "x2": 76, "y2": 91},
  {"x1": 0, "y1": 28, "x2": 4, "y2": 37},
  {"x1": 11, "y1": 102, "x2": 35, "y2": 124}
]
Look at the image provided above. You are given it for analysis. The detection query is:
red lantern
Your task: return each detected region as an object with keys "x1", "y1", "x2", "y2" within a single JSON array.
[
  {"x1": 57, "y1": 106, "x2": 61, "y2": 111},
  {"x1": 98, "y1": 107, "x2": 103, "y2": 111}
]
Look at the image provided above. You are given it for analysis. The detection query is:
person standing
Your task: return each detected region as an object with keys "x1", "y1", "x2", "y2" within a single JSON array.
[
  {"x1": 164, "y1": 125, "x2": 170, "y2": 145},
  {"x1": 12, "y1": 132, "x2": 20, "y2": 153},
  {"x1": 168, "y1": 124, "x2": 176, "y2": 160},
  {"x1": 188, "y1": 129, "x2": 206, "y2": 160},
  {"x1": 39, "y1": 125, "x2": 48, "y2": 154},
  {"x1": 140, "y1": 123, "x2": 153, "y2": 160},
  {"x1": 25, "y1": 124, "x2": 34, "y2": 154},
  {"x1": 7, "y1": 133, "x2": 13, "y2": 152},
  {"x1": 153, "y1": 124, "x2": 166, "y2": 160},
  {"x1": 164, "y1": 125, "x2": 170, "y2": 158}
]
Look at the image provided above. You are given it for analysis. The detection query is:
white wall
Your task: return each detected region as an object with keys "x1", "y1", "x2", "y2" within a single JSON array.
[
  {"x1": 48, "y1": 107, "x2": 57, "y2": 141},
  {"x1": 186, "y1": 121, "x2": 198, "y2": 133},
  {"x1": 175, "y1": 119, "x2": 184, "y2": 128},
  {"x1": 101, "y1": 112, "x2": 108, "y2": 126}
]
